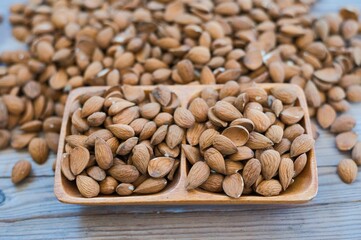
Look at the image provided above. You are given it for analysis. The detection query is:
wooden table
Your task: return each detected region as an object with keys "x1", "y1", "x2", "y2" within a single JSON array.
[{"x1": 1, "y1": 1, "x2": 361, "y2": 239}]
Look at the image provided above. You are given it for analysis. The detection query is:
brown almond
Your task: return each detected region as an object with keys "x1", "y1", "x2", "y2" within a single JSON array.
[
  {"x1": 76, "y1": 175, "x2": 100, "y2": 198},
  {"x1": 182, "y1": 144, "x2": 201, "y2": 165},
  {"x1": 166, "y1": 125, "x2": 184, "y2": 149},
  {"x1": 316, "y1": 104, "x2": 336, "y2": 129},
  {"x1": 81, "y1": 96, "x2": 104, "y2": 118},
  {"x1": 265, "y1": 125, "x2": 283, "y2": 144},
  {"x1": 11, "y1": 160, "x2": 31, "y2": 184},
  {"x1": 283, "y1": 124, "x2": 305, "y2": 141},
  {"x1": 85, "y1": 129, "x2": 113, "y2": 147},
  {"x1": 148, "y1": 157, "x2": 175, "y2": 178},
  {"x1": 177, "y1": 59, "x2": 194, "y2": 83},
  {"x1": 150, "y1": 125, "x2": 168, "y2": 145},
  {"x1": 294, "y1": 153, "x2": 307, "y2": 177},
  {"x1": 108, "y1": 100, "x2": 134, "y2": 116},
  {"x1": 346, "y1": 85, "x2": 361, "y2": 102},
  {"x1": 246, "y1": 132, "x2": 273, "y2": 150},
  {"x1": 152, "y1": 86, "x2": 172, "y2": 106},
  {"x1": 271, "y1": 99, "x2": 283, "y2": 117},
  {"x1": 87, "y1": 166, "x2": 106, "y2": 181},
  {"x1": 256, "y1": 179, "x2": 282, "y2": 196},
  {"x1": 139, "y1": 121, "x2": 157, "y2": 141},
  {"x1": 245, "y1": 109, "x2": 271, "y2": 133},
  {"x1": 131, "y1": 144, "x2": 150, "y2": 175},
  {"x1": 174, "y1": 107, "x2": 195, "y2": 128},
  {"x1": 0, "y1": 98, "x2": 9, "y2": 128},
  {"x1": 271, "y1": 85, "x2": 297, "y2": 104},
  {"x1": 274, "y1": 138, "x2": 292, "y2": 155},
  {"x1": 242, "y1": 158, "x2": 261, "y2": 188},
  {"x1": 279, "y1": 158, "x2": 294, "y2": 191},
  {"x1": 66, "y1": 135, "x2": 88, "y2": 148},
  {"x1": 222, "y1": 173, "x2": 244, "y2": 198},
  {"x1": 116, "y1": 137, "x2": 138, "y2": 155},
  {"x1": 186, "y1": 161, "x2": 211, "y2": 190},
  {"x1": 244, "y1": 87, "x2": 268, "y2": 104},
  {"x1": 61, "y1": 153, "x2": 75, "y2": 181},
  {"x1": 186, "y1": 122, "x2": 206, "y2": 146},
  {"x1": 269, "y1": 62, "x2": 285, "y2": 83},
  {"x1": 28, "y1": 137, "x2": 49, "y2": 164},
  {"x1": 290, "y1": 134, "x2": 315, "y2": 157},
  {"x1": 225, "y1": 161, "x2": 244, "y2": 175},
  {"x1": 212, "y1": 135, "x2": 237, "y2": 155},
  {"x1": 228, "y1": 146, "x2": 254, "y2": 161},
  {"x1": 140, "y1": 102, "x2": 161, "y2": 120},
  {"x1": 69, "y1": 146, "x2": 90, "y2": 175},
  {"x1": 335, "y1": 131, "x2": 358, "y2": 151},
  {"x1": 134, "y1": 178, "x2": 167, "y2": 194},
  {"x1": 107, "y1": 124, "x2": 134, "y2": 140},
  {"x1": 337, "y1": 159, "x2": 358, "y2": 184},
  {"x1": 260, "y1": 150, "x2": 281, "y2": 180},
  {"x1": 352, "y1": 142, "x2": 361, "y2": 166},
  {"x1": 188, "y1": 98, "x2": 209, "y2": 123},
  {"x1": 186, "y1": 46, "x2": 211, "y2": 64},
  {"x1": 243, "y1": 49, "x2": 263, "y2": 70},
  {"x1": 280, "y1": 107, "x2": 304, "y2": 125},
  {"x1": 108, "y1": 164, "x2": 140, "y2": 183},
  {"x1": 204, "y1": 148, "x2": 226, "y2": 174},
  {"x1": 20, "y1": 120, "x2": 43, "y2": 132},
  {"x1": 87, "y1": 112, "x2": 106, "y2": 127},
  {"x1": 95, "y1": 137, "x2": 113, "y2": 170},
  {"x1": 200, "y1": 173, "x2": 224, "y2": 193},
  {"x1": 213, "y1": 101, "x2": 242, "y2": 122},
  {"x1": 330, "y1": 115, "x2": 356, "y2": 133},
  {"x1": 122, "y1": 85, "x2": 145, "y2": 103},
  {"x1": 0, "y1": 129, "x2": 11, "y2": 150},
  {"x1": 116, "y1": 183, "x2": 134, "y2": 196},
  {"x1": 99, "y1": 176, "x2": 118, "y2": 195}
]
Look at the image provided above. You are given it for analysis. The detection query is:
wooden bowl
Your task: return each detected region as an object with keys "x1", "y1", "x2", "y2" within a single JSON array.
[{"x1": 54, "y1": 84, "x2": 318, "y2": 205}]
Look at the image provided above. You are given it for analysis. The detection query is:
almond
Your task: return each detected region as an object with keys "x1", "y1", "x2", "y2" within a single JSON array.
[
  {"x1": 11, "y1": 160, "x2": 32, "y2": 184},
  {"x1": 269, "y1": 62, "x2": 285, "y2": 83},
  {"x1": 200, "y1": 173, "x2": 224, "y2": 193},
  {"x1": 177, "y1": 59, "x2": 194, "y2": 83},
  {"x1": 283, "y1": 124, "x2": 304, "y2": 141},
  {"x1": 116, "y1": 183, "x2": 134, "y2": 196},
  {"x1": 204, "y1": 148, "x2": 226, "y2": 174},
  {"x1": 76, "y1": 175, "x2": 100, "y2": 198},
  {"x1": 280, "y1": 107, "x2": 304, "y2": 125},
  {"x1": 69, "y1": 146, "x2": 90, "y2": 175},
  {"x1": 265, "y1": 125, "x2": 283, "y2": 143},
  {"x1": 66, "y1": 135, "x2": 88, "y2": 148},
  {"x1": 212, "y1": 135, "x2": 237, "y2": 155},
  {"x1": 186, "y1": 161, "x2": 210, "y2": 190},
  {"x1": 337, "y1": 159, "x2": 358, "y2": 184},
  {"x1": 242, "y1": 158, "x2": 261, "y2": 188},
  {"x1": 86, "y1": 166, "x2": 106, "y2": 181},
  {"x1": 140, "y1": 102, "x2": 161, "y2": 119},
  {"x1": 199, "y1": 129, "x2": 219, "y2": 150},
  {"x1": 279, "y1": 158, "x2": 294, "y2": 190},
  {"x1": 152, "y1": 86, "x2": 172, "y2": 107},
  {"x1": 290, "y1": 134, "x2": 315, "y2": 157},
  {"x1": 108, "y1": 100, "x2": 134, "y2": 116},
  {"x1": 174, "y1": 107, "x2": 195, "y2": 128},
  {"x1": 28, "y1": 137, "x2": 49, "y2": 164},
  {"x1": 182, "y1": 144, "x2": 201, "y2": 165},
  {"x1": 260, "y1": 150, "x2": 281, "y2": 180},
  {"x1": 245, "y1": 109, "x2": 271, "y2": 133},
  {"x1": 150, "y1": 125, "x2": 168, "y2": 145},
  {"x1": 335, "y1": 131, "x2": 358, "y2": 151},
  {"x1": 316, "y1": 104, "x2": 336, "y2": 129},
  {"x1": 228, "y1": 146, "x2": 254, "y2": 161},
  {"x1": 213, "y1": 101, "x2": 242, "y2": 122},
  {"x1": 243, "y1": 49, "x2": 263, "y2": 70},
  {"x1": 270, "y1": 85, "x2": 297, "y2": 104},
  {"x1": 139, "y1": 121, "x2": 157, "y2": 141},
  {"x1": 330, "y1": 115, "x2": 356, "y2": 133},
  {"x1": 148, "y1": 157, "x2": 175, "y2": 178},
  {"x1": 99, "y1": 176, "x2": 118, "y2": 195},
  {"x1": 95, "y1": 137, "x2": 113, "y2": 170},
  {"x1": 61, "y1": 153, "x2": 75, "y2": 181},
  {"x1": 274, "y1": 138, "x2": 292, "y2": 155},
  {"x1": 294, "y1": 153, "x2": 307, "y2": 177},
  {"x1": 81, "y1": 96, "x2": 104, "y2": 118},
  {"x1": 222, "y1": 173, "x2": 244, "y2": 198},
  {"x1": 108, "y1": 164, "x2": 140, "y2": 183},
  {"x1": 225, "y1": 161, "x2": 244, "y2": 175},
  {"x1": 0, "y1": 129, "x2": 10, "y2": 150},
  {"x1": 186, "y1": 122, "x2": 206, "y2": 146},
  {"x1": 134, "y1": 178, "x2": 167, "y2": 194},
  {"x1": 188, "y1": 98, "x2": 209, "y2": 123},
  {"x1": 256, "y1": 179, "x2": 282, "y2": 196},
  {"x1": 116, "y1": 137, "x2": 138, "y2": 155},
  {"x1": 166, "y1": 124, "x2": 184, "y2": 149},
  {"x1": 186, "y1": 46, "x2": 211, "y2": 64},
  {"x1": 246, "y1": 132, "x2": 273, "y2": 150},
  {"x1": 107, "y1": 124, "x2": 134, "y2": 140},
  {"x1": 131, "y1": 144, "x2": 150, "y2": 175}
]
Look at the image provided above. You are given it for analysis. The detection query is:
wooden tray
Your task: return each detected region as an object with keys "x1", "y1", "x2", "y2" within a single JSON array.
[{"x1": 54, "y1": 84, "x2": 318, "y2": 205}]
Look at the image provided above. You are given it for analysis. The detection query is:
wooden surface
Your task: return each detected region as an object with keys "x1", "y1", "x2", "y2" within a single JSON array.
[{"x1": 1, "y1": 0, "x2": 361, "y2": 239}]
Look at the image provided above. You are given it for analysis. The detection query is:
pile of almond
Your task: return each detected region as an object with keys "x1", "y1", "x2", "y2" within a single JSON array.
[
  {"x1": 62, "y1": 85, "x2": 192, "y2": 197},
  {"x1": 1, "y1": 1, "x2": 361, "y2": 194},
  {"x1": 184, "y1": 83, "x2": 313, "y2": 198}
]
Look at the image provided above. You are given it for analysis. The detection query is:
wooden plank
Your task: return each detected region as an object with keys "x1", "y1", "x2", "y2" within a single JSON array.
[
  {"x1": 0, "y1": 167, "x2": 359, "y2": 222},
  {"x1": 0, "y1": 202, "x2": 360, "y2": 239}
]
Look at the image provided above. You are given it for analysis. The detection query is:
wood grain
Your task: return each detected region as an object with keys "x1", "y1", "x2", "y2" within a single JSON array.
[{"x1": 0, "y1": 0, "x2": 361, "y2": 239}]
